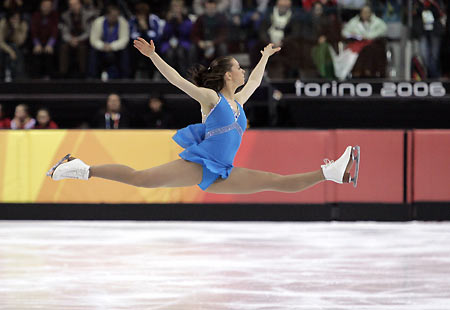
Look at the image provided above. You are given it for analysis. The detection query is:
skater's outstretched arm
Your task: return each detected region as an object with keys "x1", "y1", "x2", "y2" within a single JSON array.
[
  {"x1": 235, "y1": 43, "x2": 281, "y2": 105},
  {"x1": 133, "y1": 37, "x2": 216, "y2": 105}
]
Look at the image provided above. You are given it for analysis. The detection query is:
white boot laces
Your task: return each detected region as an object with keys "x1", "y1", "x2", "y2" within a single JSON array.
[{"x1": 323, "y1": 159, "x2": 335, "y2": 167}]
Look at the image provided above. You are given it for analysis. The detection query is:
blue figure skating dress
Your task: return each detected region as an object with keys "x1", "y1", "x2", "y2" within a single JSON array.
[{"x1": 172, "y1": 92, "x2": 247, "y2": 190}]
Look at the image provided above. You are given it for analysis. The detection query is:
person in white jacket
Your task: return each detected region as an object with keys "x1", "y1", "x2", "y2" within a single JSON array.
[
  {"x1": 88, "y1": 4, "x2": 130, "y2": 79},
  {"x1": 341, "y1": 5, "x2": 388, "y2": 78},
  {"x1": 342, "y1": 5, "x2": 387, "y2": 40}
]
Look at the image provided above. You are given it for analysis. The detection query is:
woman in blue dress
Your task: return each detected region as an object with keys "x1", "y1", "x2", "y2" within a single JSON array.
[{"x1": 47, "y1": 37, "x2": 360, "y2": 192}]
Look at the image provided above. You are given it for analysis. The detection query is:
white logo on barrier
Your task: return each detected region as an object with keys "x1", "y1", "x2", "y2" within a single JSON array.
[{"x1": 295, "y1": 80, "x2": 446, "y2": 97}]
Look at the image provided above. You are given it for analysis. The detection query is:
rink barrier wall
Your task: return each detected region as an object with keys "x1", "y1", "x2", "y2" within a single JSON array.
[
  {"x1": 0, "y1": 129, "x2": 449, "y2": 204},
  {"x1": 1, "y1": 203, "x2": 449, "y2": 221}
]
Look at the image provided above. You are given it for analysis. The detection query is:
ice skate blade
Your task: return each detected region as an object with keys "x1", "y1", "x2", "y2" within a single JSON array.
[
  {"x1": 46, "y1": 154, "x2": 71, "y2": 177},
  {"x1": 350, "y1": 146, "x2": 360, "y2": 188}
]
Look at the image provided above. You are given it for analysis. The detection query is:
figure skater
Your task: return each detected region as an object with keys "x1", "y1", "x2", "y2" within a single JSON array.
[{"x1": 46, "y1": 37, "x2": 360, "y2": 193}]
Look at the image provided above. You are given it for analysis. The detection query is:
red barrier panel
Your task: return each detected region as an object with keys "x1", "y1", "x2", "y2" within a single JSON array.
[
  {"x1": 334, "y1": 130, "x2": 405, "y2": 203},
  {"x1": 406, "y1": 130, "x2": 414, "y2": 204},
  {"x1": 413, "y1": 130, "x2": 450, "y2": 202}
]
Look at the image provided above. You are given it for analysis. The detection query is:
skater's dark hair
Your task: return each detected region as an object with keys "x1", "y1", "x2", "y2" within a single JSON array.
[{"x1": 189, "y1": 56, "x2": 234, "y2": 92}]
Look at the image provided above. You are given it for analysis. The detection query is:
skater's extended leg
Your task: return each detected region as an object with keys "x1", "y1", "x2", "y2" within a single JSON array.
[
  {"x1": 89, "y1": 159, "x2": 203, "y2": 188},
  {"x1": 207, "y1": 146, "x2": 359, "y2": 194},
  {"x1": 206, "y1": 167, "x2": 325, "y2": 194},
  {"x1": 49, "y1": 146, "x2": 359, "y2": 191}
]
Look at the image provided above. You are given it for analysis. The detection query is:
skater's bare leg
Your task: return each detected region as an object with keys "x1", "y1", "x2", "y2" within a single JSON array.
[
  {"x1": 89, "y1": 159, "x2": 202, "y2": 188},
  {"x1": 206, "y1": 167, "x2": 326, "y2": 194},
  {"x1": 89, "y1": 159, "x2": 325, "y2": 193}
]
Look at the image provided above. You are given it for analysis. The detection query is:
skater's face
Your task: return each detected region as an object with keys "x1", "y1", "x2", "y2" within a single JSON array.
[{"x1": 227, "y1": 58, "x2": 245, "y2": 86}]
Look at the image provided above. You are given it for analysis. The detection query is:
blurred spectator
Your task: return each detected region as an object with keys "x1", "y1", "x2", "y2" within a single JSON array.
[
  {"x1": 31, "y1": 0, "x2": 59, "y2": 79},
  {"x1": 337, "y1": 0, "x2": 367, "y2": 22},
  {"x1": 303, "y1": 1, "x2": 341, "y2": 78},
  {"x1": 0, "y1": 104, "x2": 11, "y2": 129},
  {"x1": 59, "y1": 0, "x2": 96, "y2": 78},
  {"x1": 160, "y1": 0, "x2": 193, "y2": 77},
  {"x1": 412, "y1": 0, "x2": 446, "y2": 79},
  {"x1": 228, "y1": 0, "x2": 269, "y2": 15},
  {"x1": 0, "y1": 10, "x2": 27, "y2": 81},
  {"x1": 240, "y1": 3, "x2": 267, "y2": 54},
  {"x1": 251, "y1": 0, "x2": 300, "y2": 78},
  {"x1": 341, "y1": 5, "x2": 387, "y2": 78},
  {"x1": 191, "y1": 0, "x2": 229, "y2": 66},
  {"x1": 342, "y1": 5, "x2": 387, "y2": 40},
  {"x1": 228, "y1": 14, "x2": 247, "y2": 53},
  {"x1": 57, "y1": 0, "x2": 99, "y2": 16},
  {"x1": 374, "y1": 0, "x2": 402, "y2": 23},
  {"x1": 192, "y1": 0, "x2": 230, "y2": 16},
  {"x1": 441, "y1": 0, "x2": 450, "y2": 78},
  {"x1": 302, "y1": 0, "x2": 337, "y2": 12},
  {"x1": 82, "y1": 0, "x2": 101, "y2": 15},
  {"x1": 93, "y1": 93, "x2": 130, "y2": 129},
  {"x1": 2, "y1": 0, "x2": 25, "y2": 13},
  {"x1": 129, "y1": 1, "x2": 162, "y2": 79},
  {"x1": 125, "y1": 0, "x2": 168, "y2": 17},
  {"x1": 140, "y1": 95, "x2": 173, "y2": 128},
  {"x1": 88, "y1": 4, "x2": 130, "y2": 79},
  {"x1": 35, "y1": 107, "x2": 58, "y2": 129},
  {"x1": 10, "y1": 104, "x2": 36, "y2": 129}
]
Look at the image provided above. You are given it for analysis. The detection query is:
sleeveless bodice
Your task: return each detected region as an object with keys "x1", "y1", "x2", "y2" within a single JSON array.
[{"x1": 172, "y1": 93, "x2": 247, "y2": 181}]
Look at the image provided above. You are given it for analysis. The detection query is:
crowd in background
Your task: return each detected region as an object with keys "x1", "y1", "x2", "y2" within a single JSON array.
[
  {"x1": 0, "y1": 102, "x2": 59, "y2": 129},
  {"x1": 0, "y1": 0, "x2": 449, "y2": 130},
  {"x1": 0, "y1": 93, "x2": 174, "y2": 129},
  {"x1": 90, "y1": 93, "x2": 173, "y2": 129},
  {"x1": 0, "y1": 0, "x2": 448, "y2": 82}
]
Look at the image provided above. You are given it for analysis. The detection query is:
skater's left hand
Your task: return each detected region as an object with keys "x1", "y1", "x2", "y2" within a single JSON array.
[
  {"x1": 260, "y1": 43, "x2": 281, "y2": 57},
  {"x1": 134, "y1": 37, "x2": 155, "y2": 57}
]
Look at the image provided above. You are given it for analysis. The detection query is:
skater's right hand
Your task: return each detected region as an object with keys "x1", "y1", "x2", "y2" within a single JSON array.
[
  {"x1": 260, "y1": 43, "x2": 281, "y2": 58},
  {"x1": 134, "y1": 37, "x2": 155, "y2": 58}
]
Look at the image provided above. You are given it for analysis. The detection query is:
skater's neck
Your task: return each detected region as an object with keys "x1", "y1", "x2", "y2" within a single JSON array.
[{"x1": 219, "y1": 85, "x2": 237, "y2": 102}]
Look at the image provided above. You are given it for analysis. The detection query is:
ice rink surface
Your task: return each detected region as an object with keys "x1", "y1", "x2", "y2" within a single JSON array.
[{"x1": 1, "y1": 221, "x2": 449, "y2": 310}]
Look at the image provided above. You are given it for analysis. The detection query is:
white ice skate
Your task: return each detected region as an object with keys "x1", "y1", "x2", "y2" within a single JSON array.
[
  {"x1": 46, "y1": 154, "x2": 90, "y2": 181},
  {"x1": 321, "y1": 146, "x2": 360, "y2": 187}
]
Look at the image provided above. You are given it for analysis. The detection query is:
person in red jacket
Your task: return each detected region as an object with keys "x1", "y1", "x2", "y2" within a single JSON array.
[
  {"x1": 35, "y1": 107, "x2": 58, "y2": 129},
  {"x1": 30, "y1": 0, "x2": 59, "y2": 79},
  {"x1": 0, "y1": 104, "x2": 11, "y2": 129}
]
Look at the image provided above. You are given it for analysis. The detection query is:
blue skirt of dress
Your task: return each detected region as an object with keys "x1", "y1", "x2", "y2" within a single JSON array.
[{"x1": 172, "y1": 123, "x2": 232, "y2": 190}]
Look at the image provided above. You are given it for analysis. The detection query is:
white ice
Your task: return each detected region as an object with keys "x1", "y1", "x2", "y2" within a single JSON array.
[{"x1": 1, "y1": 221, "x2": 450, "y2": 309}]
